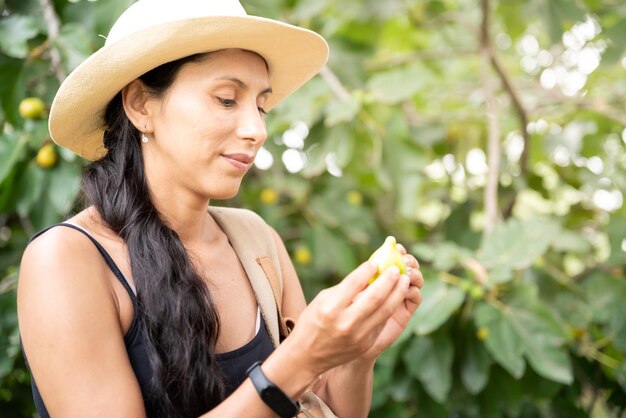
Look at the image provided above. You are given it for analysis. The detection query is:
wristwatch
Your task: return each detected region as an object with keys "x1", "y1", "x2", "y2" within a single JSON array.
[{"x1": 246, "y1": 361, "x2": 301, "y2": 417}]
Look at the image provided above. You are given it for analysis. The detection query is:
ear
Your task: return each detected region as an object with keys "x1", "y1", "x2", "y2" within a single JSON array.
[{"x1": 121, "y1": 79, "x2": 152, "y2": 134}]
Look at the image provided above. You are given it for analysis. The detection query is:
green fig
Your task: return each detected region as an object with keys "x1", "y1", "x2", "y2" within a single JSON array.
[{"x1": 368, "y1": 236, "x2": 407, "y2": 284}]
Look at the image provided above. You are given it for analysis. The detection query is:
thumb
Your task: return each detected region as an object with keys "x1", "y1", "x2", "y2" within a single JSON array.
[{"x1": 334, "y1": 260, "x2": 378, "y2": 306}]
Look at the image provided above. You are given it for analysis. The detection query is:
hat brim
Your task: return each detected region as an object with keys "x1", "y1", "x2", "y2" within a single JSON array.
[{"x1": 49, "y1": 16, "x2": 329, "y2": 160}]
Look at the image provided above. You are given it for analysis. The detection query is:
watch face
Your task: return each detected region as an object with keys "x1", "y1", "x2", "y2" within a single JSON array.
[
  {"x1": 247, "y1": 362, "x2": 299, "y2": 417},
  {"x1": 262, "y1": 387, "x2": 298, "y2": 417}
]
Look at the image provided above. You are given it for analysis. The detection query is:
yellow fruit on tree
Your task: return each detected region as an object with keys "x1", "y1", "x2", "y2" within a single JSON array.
[
  {"x1": 346, "y1": 190, "x2": 363, "y2": 206},
  {"x1": 368, "y1": 236, "x2": 407, "y2": 284},
  {"x1": 36, "y1": 143, "x2": 58, "y2": 169},
  {"x1": 19, "y1": 97, "x2": 46, "y2": 119},
  {"x1": 476, "y1": 327, "x2": 489, "y2": 341},
  {"x1": 294, "y1": 245, "x2": 312, "y2": 265},
  {"x1": 260, "y1": 187, "x2": 279, "y2": 205}
]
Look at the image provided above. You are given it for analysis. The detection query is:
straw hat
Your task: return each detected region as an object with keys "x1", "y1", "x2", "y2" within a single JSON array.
[{"x1": 49, "y1": 0, "x2": 329, "y2": 161}]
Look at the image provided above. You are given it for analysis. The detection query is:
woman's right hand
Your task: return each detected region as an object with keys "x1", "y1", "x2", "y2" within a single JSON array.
[{"x1": 279, "y1": 260, "x2": 410, "y2": 376}]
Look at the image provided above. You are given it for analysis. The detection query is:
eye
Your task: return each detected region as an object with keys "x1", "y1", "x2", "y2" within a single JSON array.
[
  {"x1": 258, "y1": 107, "x2": 268, "y2": 116},
  {"x1": 218, "y1": 97, "x2": 236, "y2": 107}
]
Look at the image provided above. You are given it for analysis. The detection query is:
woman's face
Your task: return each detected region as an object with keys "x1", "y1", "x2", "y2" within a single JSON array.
[{"x1": 142, "y1": 49, "x2": 271, "y2": 201}]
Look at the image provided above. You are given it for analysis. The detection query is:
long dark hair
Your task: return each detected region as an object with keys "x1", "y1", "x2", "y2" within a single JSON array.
[{"x1": 82, "y1": 53, "x2": 223, "y2": 417}]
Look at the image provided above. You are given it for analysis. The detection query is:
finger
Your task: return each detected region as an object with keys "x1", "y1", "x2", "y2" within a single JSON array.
[
  {"x1": 347, "y1": 265, "x2": 402, "y2": 317},
  {"x1": 405, "y1": 286, "x2": 422, "y2": 312},
  {"x1": 397, "y1": 243, "x2": 407, "y2": 255},
  {"x1": 360, "y1": 274, "x2": 411, "y2": 329},
  {"x1": 351, "y1": 269, "x2": 410, "y2": 326},
  {"x1": 334, "y1": 260, "x2": 379, "y2": 306},
  {"x1": 403, "y1": 254, "x2": 419, "y2": 269},
  {"x1": 407, "y1": 267, "x2": 424, "y2": 289}
]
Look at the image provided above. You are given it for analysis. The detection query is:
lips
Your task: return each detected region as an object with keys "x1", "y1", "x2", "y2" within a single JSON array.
[{"x1": 221, "y1": 153, "x2": 255, "y2": 170}]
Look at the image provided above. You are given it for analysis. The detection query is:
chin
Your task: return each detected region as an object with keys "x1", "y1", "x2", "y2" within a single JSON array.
[{"x1": 206, "y1": 183, "x2": 242, "y2": 200}]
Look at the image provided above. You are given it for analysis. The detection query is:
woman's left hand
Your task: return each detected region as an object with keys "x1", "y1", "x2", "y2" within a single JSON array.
[{"x1": 358, "y1": 244, "x2": 423, "y2": 362}]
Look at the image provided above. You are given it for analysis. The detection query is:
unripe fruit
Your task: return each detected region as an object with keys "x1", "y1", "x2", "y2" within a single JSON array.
[
  {"x1": 469, "y1": 285, "x2": 485, "y2": 300},
  {"x1": 346, "y1": 190, "x2": 363, "y2": 206},
  {"x1": 294, "y1": 245, "x2": 312, "y2": 265},
  {"x1": 260, "y1": 187, "x2": 279, "y2": 205},
  {"x1": 36, "y1": 143, "x2": 58, "y2": 169},
  {"x1": 19, "y1": 97, "x2": 46, "y2": 119},
  {"x1": 476, "y1": 327, "x2": 489, "y2": 341},
  {"x1": 368, "y1": 236, "x2": 407, "y2": 284}
]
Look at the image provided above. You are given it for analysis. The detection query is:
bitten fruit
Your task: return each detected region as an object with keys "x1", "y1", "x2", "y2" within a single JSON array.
[{"x1": 368, "y1": 236, "x2": 407, "y2": 284}]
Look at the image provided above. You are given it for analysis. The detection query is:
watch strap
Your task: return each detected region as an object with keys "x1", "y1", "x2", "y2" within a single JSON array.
[{"x1": 246, "y1": 361, "x2": 301, "y2": 417}]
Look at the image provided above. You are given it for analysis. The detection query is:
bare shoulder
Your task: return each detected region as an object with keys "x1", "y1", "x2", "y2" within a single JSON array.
[
  {"x1": 19, "y1": 218, "x2": 112, "y2": 295},
  {"x1": 17, "y1": 219, "x2": 118, "y2": 341},
  {"x1": 17, "y1": 216, "x2": 145, "y2": 416}
]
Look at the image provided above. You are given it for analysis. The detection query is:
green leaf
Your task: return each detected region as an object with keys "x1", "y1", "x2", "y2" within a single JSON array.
[
  {"x1": 412, "y1": 241, "x2": 472, "y2": 272},
  {"x1": 323, "y1": 96, "x2": 361, "y2": 127},
  {"x1": 403, "y1": 332, "x2": 454, "y2": 403},
  {"x1": 544, "y1": 0, "x2": 586, "y2": 44},
  {"x1": 475, "y1": 286, "x2": 574, "y2": 385},
  {"x1": 474, "y1": 302, "x2": 526, "y2": 378},
  {"x1": 478, "y1": 218, "x2": 559, "y2": 285},
  {"x1": 0, "y1": 132, "x2": 29, "y2": 184},
  {"x1": 0, "y1": 15, "x2": 39, "y2": 59},
  {"x1": 602, "y1": 19, "x2": 626, "y2": 66},
  {"x1": 367, "y1": 64, "x2": 429, "y2": 104},
  {"x1": 408, "y1": 279, "x2": 464, "y2": 335},
  {"x1": 606, "y1": 215, "x2": 626, "y2": 266},
  {"x1": 15, "y1": 162, "x2": 45, "y2": 217},
  {"x1": 327, "y1": 124, "x2": 355, "y2": 167},
  {"x1": 310, "y1": 224, "x2": 356, "y2": 276},
  {"x1": 550, "y1": 229, "x2": 591, "y2": 253},
  {"x1": 461, "y1": 330, "x2": 492, "y2": 395},
  {"x1": 273, "y1": 77, "x2": 328, "y2": 126},
  {"x1": 54, "y1": 23, "x2": 93, "y2": 73},
  {"x1": 582, "y1": 271, "x2": 626, "y2": 324},
  {"x1": 47, "y1": 161, "x2": 82, "y2": 215},
  {"x1": 0, "y1": 55, "x2": 25, "y2": 125},
  {"x1": 507, "y1": 302, "x2": 573, "y2": 384}
]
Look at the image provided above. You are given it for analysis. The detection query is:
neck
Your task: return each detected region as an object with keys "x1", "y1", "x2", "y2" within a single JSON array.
[{"x1": 147, "y1": 181, "x2": 220, "y2": 248}]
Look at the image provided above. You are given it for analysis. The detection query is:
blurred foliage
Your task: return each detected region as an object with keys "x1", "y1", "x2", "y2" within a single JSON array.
[{"x1": 1, "y1": 0, "x2": 626, "y2": 416}]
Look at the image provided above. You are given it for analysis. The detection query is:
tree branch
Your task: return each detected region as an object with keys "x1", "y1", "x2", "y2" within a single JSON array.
[
  {"x1": 480, "y1": 0, "x2": 531, "y2": 219},
  {"x1": 480, "y1": 0, "x2": 501, "y2": 234},
  {"x1": 484, "y1": 41, "x2": 530, "y2": 177},
  {"x1": 319, "y1": 65, "x2": 351, "y2": 102},
  {"x1": 40, "y1": 0, "x2": 66, "y2": 82}
]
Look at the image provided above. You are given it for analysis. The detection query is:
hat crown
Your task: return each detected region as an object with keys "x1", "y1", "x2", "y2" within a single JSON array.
[{"x1": 106, "y1": 0, "x2": 248, "y2": 45}]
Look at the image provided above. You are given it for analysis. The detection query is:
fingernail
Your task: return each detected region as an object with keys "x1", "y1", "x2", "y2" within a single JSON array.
[{"x1": 389, "y1": 266, "x2": 400, "y2": 277}]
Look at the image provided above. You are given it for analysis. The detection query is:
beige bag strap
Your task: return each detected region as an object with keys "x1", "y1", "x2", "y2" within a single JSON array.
[
  {"x1": 207, "y1": 206, "x2": 281, "y2": 347},
  {"x1": 208, "y1": 207, "x2": 338, "y2": 418},
  {"x1": 257, "y1": 256, "x2": 293, "y2": 340}
]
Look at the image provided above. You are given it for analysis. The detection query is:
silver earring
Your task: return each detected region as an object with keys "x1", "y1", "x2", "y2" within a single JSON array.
[{"x1": 141, "y1": 133, "x2": 149, "y2": 143}]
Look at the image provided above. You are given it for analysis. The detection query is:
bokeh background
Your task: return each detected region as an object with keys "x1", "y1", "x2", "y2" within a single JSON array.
[{"x1": 1, "y1": 0, "x2": 625, "y2": 416}]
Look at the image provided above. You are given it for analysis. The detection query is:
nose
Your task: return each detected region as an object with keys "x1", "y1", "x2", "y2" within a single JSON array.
[{"x1": 236, "y1": 103, "x2": 267, "y2": 144}]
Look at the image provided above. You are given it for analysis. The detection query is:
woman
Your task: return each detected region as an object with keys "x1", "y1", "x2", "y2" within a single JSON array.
[{"x1": 17, "y1": 0, "x2": 424, "y2": 417}]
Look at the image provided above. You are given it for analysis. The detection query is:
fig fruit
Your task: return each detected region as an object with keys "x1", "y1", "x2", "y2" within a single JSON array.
[
  {"x1": 294, "y1": 245, "x2": 312, "y2": 265},
  {"x1": 36, "y1": 143, "x2": 58, "y2": 169},
  {"x1": 260, "y1": 187, "x2": 279, "y2": 205},
  {"x1": 368, "y1": 236, "x2": 407, "y2": 284},
  {"x1": 19, "y1": 97, "x2": 46, "y2": 119}
]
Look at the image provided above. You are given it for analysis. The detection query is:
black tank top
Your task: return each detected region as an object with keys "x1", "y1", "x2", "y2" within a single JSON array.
[{"x1": 23, "y1": 223, "x2": 274, "y2": 417}]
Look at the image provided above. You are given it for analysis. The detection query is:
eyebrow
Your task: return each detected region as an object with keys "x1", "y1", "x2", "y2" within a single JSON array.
[{"x1": 216, "y1": 76, "x2": 273, "y2": 95}]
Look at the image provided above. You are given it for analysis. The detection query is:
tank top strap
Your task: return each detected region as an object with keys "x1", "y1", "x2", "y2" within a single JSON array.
[{"x1": 30, "y1": 223, "x2": 139, "y2": 306}]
